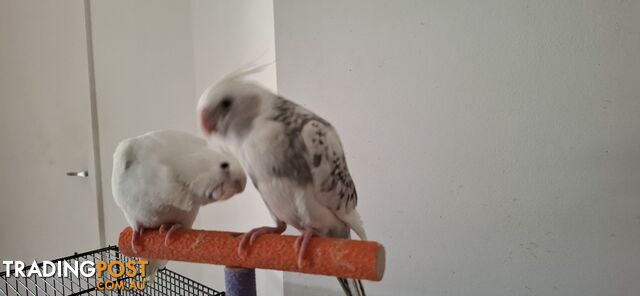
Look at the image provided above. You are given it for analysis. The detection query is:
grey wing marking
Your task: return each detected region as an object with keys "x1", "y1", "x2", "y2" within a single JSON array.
[
  {"x1": 269, "y1": 97, "x2": 328, "y2": 185},
  {"x1": 270, "y1": 96, "x2": 358, "y2": 212},
  {"x1": 271, "y1": 96, "x2": 330, "y2": 132},
  {"x1": 302, "y1": 117, "x2": 358, "y2": 213}
]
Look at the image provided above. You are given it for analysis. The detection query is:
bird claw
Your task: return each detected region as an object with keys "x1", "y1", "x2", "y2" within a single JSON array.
[
  {"x1": 294, "y1": 235, "x2": 304, "y2": 252},
  {"x1": 159, "y1": 224, "x2": 169, "y2": 233},
  {"x1": 294, "y1": 229, "x2": 318, "y2": 268},
  {"x1": 161, "y1": 224, "x2": 182, "y2": 246},
  {"x1": 238, "y1": 224, "x2": 286, "y2": 257},
  {"x1": 131, "y1": 228, "x2": 145, "y2": 254}
]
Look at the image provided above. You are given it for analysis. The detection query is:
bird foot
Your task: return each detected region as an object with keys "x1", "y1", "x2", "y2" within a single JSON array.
[
  {"x1": 159, "y1": 223, "x2": 182, "y2": 246},
  {"x1": 238, "y1": 223, "x2": 287, "y2": 256},
  {"x1": 159, "y1": 224, "x2": 170, "y2": 233},
  {"x1": 294, "y1": 229, "x2": 319, "y2": 268},
  {"x1": 131, "y1": 227, "x2": 145, "y2": 254}
]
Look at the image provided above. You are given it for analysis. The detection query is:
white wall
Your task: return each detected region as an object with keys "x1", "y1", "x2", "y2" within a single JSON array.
[
  {"x1": 91, "y1": 1, "x2": 281, "y2": 294},
  {"x1": 273, "y1": 1, "x2": 640, "y2": 295},
  {"x1": 190, "y1": 1, "x2": 282, "y2": 295}
]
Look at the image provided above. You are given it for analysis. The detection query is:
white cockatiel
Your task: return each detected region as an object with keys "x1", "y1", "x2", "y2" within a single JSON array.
[
  {"x1": 112, "y1": 130, "x2": 247, "y2": 283},
  {"x1": 197, "y1": 67, "x2": 367, "y2": 296}
]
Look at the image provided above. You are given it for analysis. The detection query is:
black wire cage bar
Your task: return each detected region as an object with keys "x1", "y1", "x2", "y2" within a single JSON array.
[{"x1": 0, "y1": 246, "x2": 224, "y2": 296}]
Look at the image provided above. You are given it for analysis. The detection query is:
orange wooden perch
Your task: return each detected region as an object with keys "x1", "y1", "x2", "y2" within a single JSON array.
[{"x1": 118, "y1": 227, "x2": 385, "y2": 281}]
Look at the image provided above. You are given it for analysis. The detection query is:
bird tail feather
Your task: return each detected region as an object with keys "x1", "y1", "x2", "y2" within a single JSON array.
[
  {"x1": 337, "y1": 277, "x2": 366, "y2": 296},
  {"x1": 143, "y1": 259, "x2": 167, "y2": 285},
  {"x1": 343, "y1": 209, "x2": 367, "y2": 240},
  {"x1": 336, "y1": 210, "x2": 367, "y2": 296}
]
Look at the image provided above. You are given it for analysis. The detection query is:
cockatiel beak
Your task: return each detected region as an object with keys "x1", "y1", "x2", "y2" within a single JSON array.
[
  {"x1": 233, "y1": 178, "x2": 246, "y2": 194},
  {"x1": 200, "y1": 107, "x2": 217, "y2": 135}
]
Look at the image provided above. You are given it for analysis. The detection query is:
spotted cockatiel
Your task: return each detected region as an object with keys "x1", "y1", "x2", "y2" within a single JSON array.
[{"x1": 197, "y1": 66, "x2": 367, "y2": 296}]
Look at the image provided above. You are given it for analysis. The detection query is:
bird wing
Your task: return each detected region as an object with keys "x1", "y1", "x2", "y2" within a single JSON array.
[
  {"x1": 269, "y1": 98, "x2": 366, "y2": 239},
  {"x1": 112, "y1": 136, "x2": 189, "y2": 229},
  {"x1": 300, "y1": 118, "x2": 366, "y2": 240},
  {"x1": 301, "y1": 120, "x2": 358, "y2": 214}
]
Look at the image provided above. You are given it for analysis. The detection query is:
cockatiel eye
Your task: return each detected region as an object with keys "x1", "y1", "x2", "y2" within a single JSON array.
[{"x1": 220, "y1": 96, "x2": 233, "y2": 109}]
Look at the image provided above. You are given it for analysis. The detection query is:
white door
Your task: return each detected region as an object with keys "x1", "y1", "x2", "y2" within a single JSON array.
[{"x1": 0, "y1": 0, "x2": 102, "y2": 262}]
